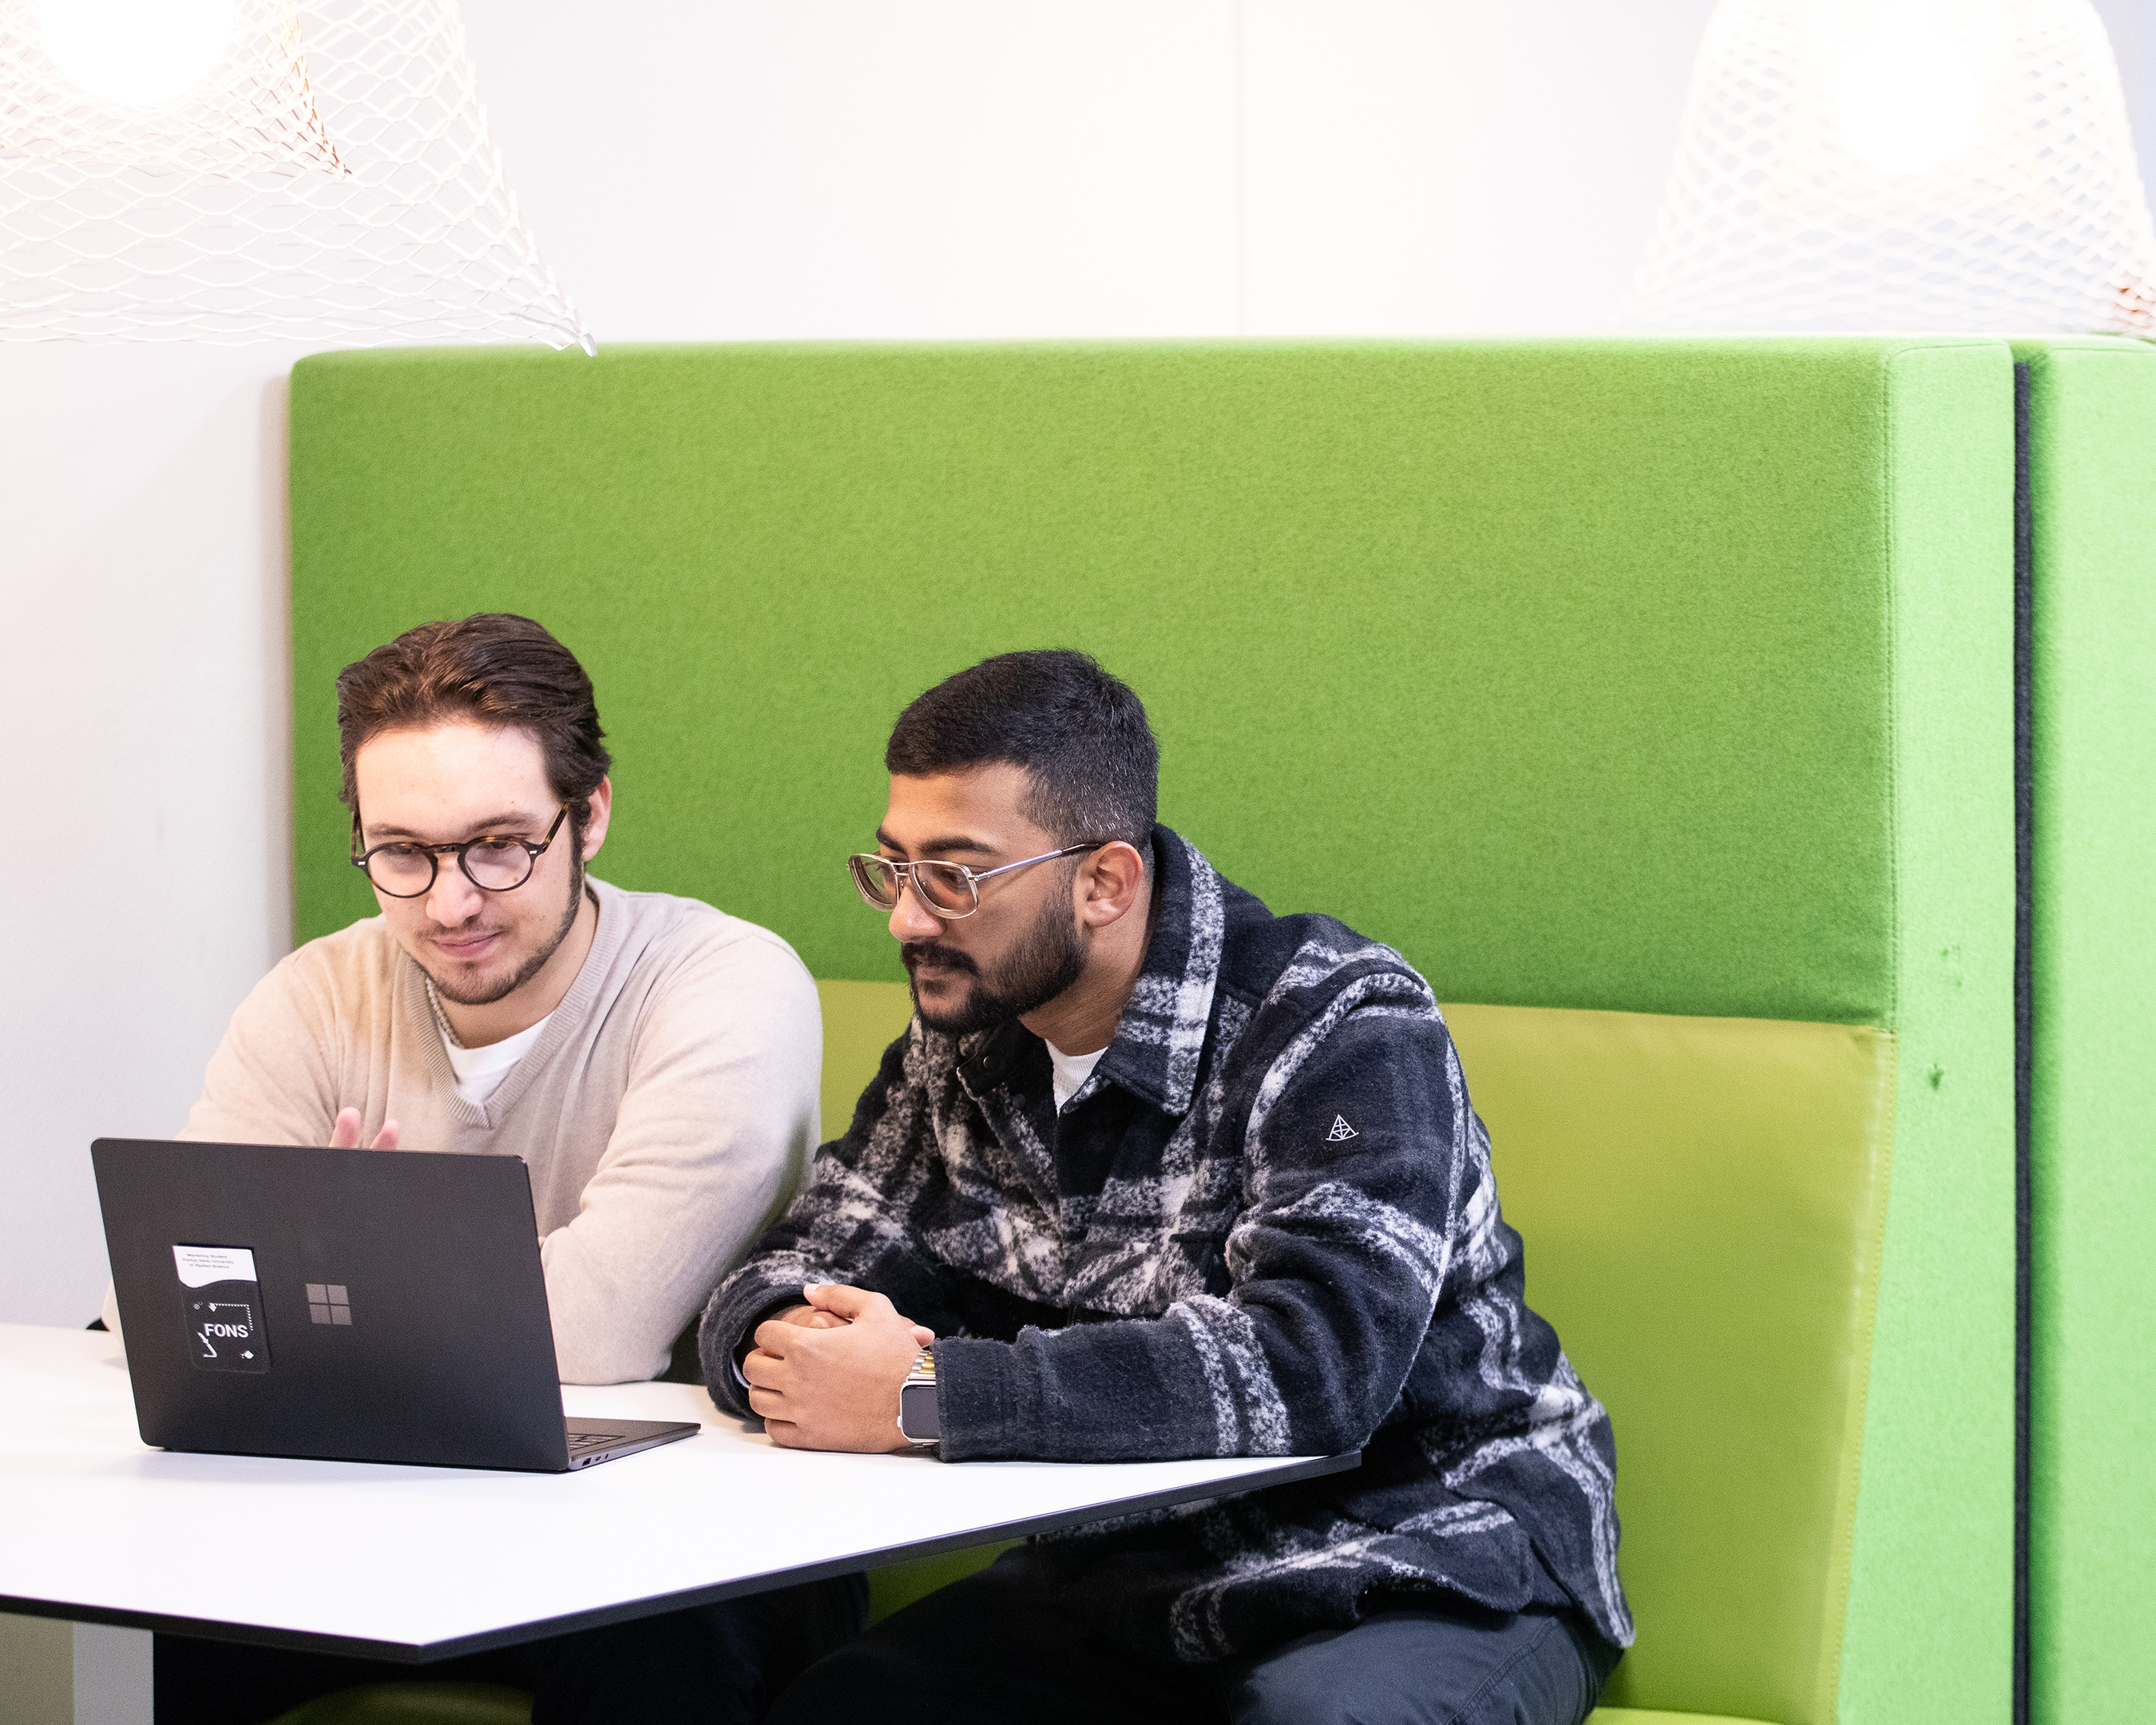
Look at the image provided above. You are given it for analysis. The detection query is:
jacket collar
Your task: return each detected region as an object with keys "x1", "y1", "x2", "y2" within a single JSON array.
[
  {"x1": 1088, "y1": 827, "x2": 1223, "y2": 1118},
  {"x1": 953, "y1": 828, "x2": 1223, "y2": 1119}
]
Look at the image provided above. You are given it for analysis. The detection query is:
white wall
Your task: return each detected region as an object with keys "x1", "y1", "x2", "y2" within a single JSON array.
[
  {"x1": 6, "y1": 0, "x2": 2152, "y2": 1325},
  {"x1": 458, "y1": 0, "x2": 1721, "y2": 344},
  {"x1": 460, "y1": 2, "x2": 1242, "y2": 340},
  {"x1": 2098, "y1": 0, "x2": 2156, "y2": 161},
  {"x1": 1, "y1": 343, "x2": 306, "y2": 1326}
]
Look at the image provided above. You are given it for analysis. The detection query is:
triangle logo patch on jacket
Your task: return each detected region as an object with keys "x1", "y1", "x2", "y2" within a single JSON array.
[{"x1": 1325, "y1": 1115, "x2": 1358, "y2": 1142}]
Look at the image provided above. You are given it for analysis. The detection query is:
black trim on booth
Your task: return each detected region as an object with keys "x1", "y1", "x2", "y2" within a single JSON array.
[{"x1": 2011, "y1": 359, "x2": 2033, "y2": 1725}]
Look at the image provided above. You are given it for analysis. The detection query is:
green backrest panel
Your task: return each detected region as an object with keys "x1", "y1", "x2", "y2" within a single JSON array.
[
  {"x1": 2012, "y1": 339, "x2": 2156, "y2": 1725},
  {"x1": 288, "y1": 339, "x2": 2016, "y2": 1725},
  {"x1": 814, "y1": 981, "x2": 917, "y2": 1145},
  {"x1": 299, "y1": 338, "x2": 1953, "y2": 1026},
  {"x1": 827, "y1": 981, "x2": 1890, "y2": 1725}
]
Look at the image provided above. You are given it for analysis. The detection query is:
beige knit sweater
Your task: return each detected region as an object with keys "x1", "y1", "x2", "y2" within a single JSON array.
[{"x1": 170, "y1": 878, "x2": 822, "y2": 1384}]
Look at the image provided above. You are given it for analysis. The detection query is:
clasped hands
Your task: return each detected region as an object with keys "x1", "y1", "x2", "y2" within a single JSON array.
[{"x1": 743, "y1": 1283, "x2": 935, "y2": 1453}]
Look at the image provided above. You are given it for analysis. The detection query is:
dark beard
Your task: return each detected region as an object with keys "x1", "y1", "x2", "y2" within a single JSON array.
[
  {"x1": 430, "y1": 845, "x2": 589, "y2": 1008},
  {"x1": 906, "y1": 890, "x2": 1088, "y2": 1037}
]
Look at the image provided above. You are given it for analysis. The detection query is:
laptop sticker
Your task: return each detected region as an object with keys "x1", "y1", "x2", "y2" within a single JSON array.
[{"x1": 174, "y1": 1243, "x2": 271, "y2": 1373}]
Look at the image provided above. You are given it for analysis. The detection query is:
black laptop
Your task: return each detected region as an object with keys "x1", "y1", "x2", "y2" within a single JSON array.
[{"x1": 92, "y1": 1138, "x2": 699, "y2": 1473}]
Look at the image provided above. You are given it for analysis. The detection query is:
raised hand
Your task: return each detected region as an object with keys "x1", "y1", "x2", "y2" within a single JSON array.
[{"x1": 329, "y1": 1106, "x2": 401, "y2": 1151}]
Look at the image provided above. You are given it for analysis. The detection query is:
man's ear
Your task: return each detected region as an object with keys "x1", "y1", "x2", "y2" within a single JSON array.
[
  {"x1": 1078, "y1": 839, "x2": 1147, "y2": 929},
  {"x1": 579, "y1": 775, "x2": 615, "y2": 860}
]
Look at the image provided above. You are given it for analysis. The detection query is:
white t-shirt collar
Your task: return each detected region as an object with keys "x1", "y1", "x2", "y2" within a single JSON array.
[
  {"x1": 1044, "y1": 1038, "x2": 1108, "y2": 1112},
  {"x1": 428, "y1": 978, "x2": 554, "y2": 1108}
]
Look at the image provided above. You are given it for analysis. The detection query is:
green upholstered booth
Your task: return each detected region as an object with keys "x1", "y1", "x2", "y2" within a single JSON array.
[
  {"x1": 2011, "y1": 337, "x2": 2156, "y2": 1725},
  {"x1": 285, "y1": 338, "x2": 2019, "y2": 1725}
]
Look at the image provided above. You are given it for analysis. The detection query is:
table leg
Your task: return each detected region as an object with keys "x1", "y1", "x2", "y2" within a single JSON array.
[
  {"x1": 0, "y1": 1612, "x2": 72, "y2": 1724},
  {"x1": 73, "y1": 1624, "x2": 153, "y2": 1725}
]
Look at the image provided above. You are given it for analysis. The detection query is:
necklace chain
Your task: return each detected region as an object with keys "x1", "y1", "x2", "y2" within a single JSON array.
[{"x1": 424, "y1": 978, "x2": 466, "y2": 1050}]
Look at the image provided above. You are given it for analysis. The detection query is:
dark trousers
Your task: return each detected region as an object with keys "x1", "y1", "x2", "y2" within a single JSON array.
[
  {"x1": 156, "y1": 1574, "x2": 866, "y2": 1725},
  {"x1": 767, "y1": 1551, "x2": 1618, "y2": 1725}
]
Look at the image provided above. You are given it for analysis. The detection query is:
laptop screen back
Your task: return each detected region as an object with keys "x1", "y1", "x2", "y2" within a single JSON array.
[{"x1": 93, "y1": 1139, "x2": 569, "y2": 1471}]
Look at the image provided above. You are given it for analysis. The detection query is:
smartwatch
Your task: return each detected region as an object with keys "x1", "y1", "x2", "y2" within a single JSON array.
[{"x1": 897, "y1": 1346, "x2": 940, "y2": 1446}]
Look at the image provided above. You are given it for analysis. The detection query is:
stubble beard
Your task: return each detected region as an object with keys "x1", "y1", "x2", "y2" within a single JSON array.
[
  {"x1": 427, "y1": 843, "x2": 589, "y2": 1009},
  {"x1": 906, "y1": 889, "x2": 1088, "y2": 1038}
]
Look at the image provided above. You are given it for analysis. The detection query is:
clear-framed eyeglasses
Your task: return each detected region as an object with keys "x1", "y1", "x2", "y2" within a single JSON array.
[
  {"x1": 351, "y1": 803, "x2": 570, "y2": 899},
  {"x1": 848, "y1": 843, "x2": 1106, "y2": 920}
]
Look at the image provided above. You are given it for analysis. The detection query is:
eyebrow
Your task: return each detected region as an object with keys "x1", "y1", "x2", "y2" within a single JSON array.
[
  {"x1": 874, "y1": 827, "x2": 998, "y2": 859},
  {"x1": 363, "y1": 811, "x2": 542, "y2": 843}
]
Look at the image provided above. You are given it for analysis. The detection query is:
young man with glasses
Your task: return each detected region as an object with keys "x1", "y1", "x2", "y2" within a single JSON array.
[
  {"x1": 133, "y1": 613, "x2": 861, "y2": 1725},
  {"x1": 702, "y1": 649, "x2": 1633, "y2": 1725}
]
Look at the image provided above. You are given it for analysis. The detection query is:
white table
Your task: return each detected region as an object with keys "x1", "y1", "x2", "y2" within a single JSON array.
[{"x1": 0, "y1": 1322, "x2": 1355, "y2": 1669}]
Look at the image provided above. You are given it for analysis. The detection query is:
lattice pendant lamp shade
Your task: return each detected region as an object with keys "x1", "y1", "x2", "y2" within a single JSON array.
[
  {"x1": 0, "y1": 0, "x2": 590, "y2": 348},
  {"x1": 1626, "y1": 0, "x2": 2156, "y2": 332}
]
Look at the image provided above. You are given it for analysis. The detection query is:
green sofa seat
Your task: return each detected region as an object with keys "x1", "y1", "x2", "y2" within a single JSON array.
[
  {"x1": 266, "y1": 1682, "x2": 533, "y2": 1725},
  {"x1": 1589, "y1": 1715, "x2": 1776, "y2": 1725}
]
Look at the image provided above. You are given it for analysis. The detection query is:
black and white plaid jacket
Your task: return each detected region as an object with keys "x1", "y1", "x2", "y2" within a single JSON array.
[{"x1": 703, "y1": 829, "x2": 1632, "y2": 1664}]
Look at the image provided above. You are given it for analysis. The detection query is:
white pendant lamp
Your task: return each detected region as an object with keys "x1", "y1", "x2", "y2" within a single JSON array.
[
  {"x1": 1625, "y1": 0, "x2": 2156, "y2": 332},
  {"x1": 0, "y1": 0, "x2": 591, "y2": 349}
]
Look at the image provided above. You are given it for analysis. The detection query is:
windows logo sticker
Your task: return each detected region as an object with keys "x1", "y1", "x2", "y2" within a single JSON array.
[{"x1": 307, "y1": 1283, "x2": 352, "y2": 1326}]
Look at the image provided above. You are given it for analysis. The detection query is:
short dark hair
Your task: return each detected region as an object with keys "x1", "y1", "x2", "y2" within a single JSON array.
[
  {"x1": 886, "y1": 650, "x2": 1158, "y2": 849},
  {"x1": 335, "y1": 614, "x2": 612, "y2": 824}
]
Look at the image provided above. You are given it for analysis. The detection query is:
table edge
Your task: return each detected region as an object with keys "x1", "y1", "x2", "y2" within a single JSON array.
[{"x1": 2, "y1": 1449, "x2": 1361, "y2": 1662}]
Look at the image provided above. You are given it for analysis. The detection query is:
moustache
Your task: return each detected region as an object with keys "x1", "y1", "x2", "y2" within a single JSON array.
[{"x1": 902, "y1": 942, "x2": 977, "y2": 976}]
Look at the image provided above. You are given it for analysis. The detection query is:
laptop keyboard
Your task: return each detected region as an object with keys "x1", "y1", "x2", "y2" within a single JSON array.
[{"x1": 567, "y1": 1430, "x2": 624, "y2": 1450}]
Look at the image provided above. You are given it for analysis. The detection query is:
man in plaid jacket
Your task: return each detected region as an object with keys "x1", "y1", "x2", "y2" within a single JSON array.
[{"x1": 703, "y1": 649, "x2": 1631, "y2": 1725}]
